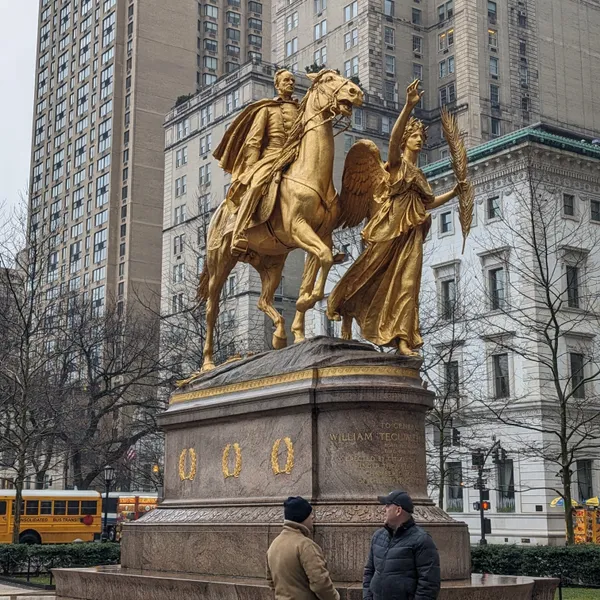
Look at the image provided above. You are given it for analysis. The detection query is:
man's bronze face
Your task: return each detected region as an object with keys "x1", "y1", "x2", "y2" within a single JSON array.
[{"x1": 276, "y1": 71, "x2": 296, "y2": 98}]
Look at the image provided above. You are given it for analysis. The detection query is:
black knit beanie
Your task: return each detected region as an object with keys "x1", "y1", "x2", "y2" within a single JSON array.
[{"x1": 284, "y1": 496, "x2": 313, "y2": 523}]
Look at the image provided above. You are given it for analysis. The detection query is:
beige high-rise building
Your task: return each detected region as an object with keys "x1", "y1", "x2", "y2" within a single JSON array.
[
  {"x1": 273, "y1": 0, "x2": 600, "y2": 160},
  {"x1": 28, "y1": 0, "x2": 198, "y2": 315}
]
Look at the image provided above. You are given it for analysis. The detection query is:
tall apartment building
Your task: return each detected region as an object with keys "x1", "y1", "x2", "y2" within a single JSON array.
[
  {"x1": 28, "y1": 0, "x2": 198, "y2": 315},
  {"x1": 198, "y1": 0, "x2": 271, "y2": 85},
  {"x1": 273, "y1": 0, "x2": 600, "y2": 159}
]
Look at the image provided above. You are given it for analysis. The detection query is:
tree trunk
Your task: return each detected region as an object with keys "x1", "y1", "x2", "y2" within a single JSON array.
[
  {"x1": 438, "y1": 441, "x2": 445, "y2": 511},
  {"x1": 11, "y1": 458, "x2": 26, "y2": 544},
  {"x1": 562, "y1": 454, "x2": 575, "y2": 545}
]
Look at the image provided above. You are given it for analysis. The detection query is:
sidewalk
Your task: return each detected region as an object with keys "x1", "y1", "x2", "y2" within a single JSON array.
[{"x1": 0, "y1": 583, "x2": 54, "y2": 599}]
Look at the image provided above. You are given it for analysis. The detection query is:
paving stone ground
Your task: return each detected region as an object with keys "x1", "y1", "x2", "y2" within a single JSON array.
[{"x1": 0, "y1": 582, "x2": 54, "y2": 599}]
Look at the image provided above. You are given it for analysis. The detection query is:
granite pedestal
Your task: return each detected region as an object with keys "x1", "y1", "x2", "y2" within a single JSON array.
[{"x1": 54, "y1": 337, "x2": 558, "y2": 600}]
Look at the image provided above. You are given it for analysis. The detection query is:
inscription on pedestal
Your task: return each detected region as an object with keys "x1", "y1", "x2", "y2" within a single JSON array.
[{"x1": 320, "y1": 412, "x2": 428, "y2": 497}]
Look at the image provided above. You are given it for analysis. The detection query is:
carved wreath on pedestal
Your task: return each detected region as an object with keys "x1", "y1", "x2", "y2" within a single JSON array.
[
  {"x1": 222, "y1": 443, "x2": 243, "y2": 478},
  {"x1": 178, "y1": 448, "x2": 197, "y2": 481},
  {"x1": 271, "y1": 437, "x2": 294, "y2": 475}
]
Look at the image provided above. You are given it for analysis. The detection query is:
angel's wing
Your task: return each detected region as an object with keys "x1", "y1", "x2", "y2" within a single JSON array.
[{"x1": 337, "y1": 139, "x2": 389, "y2": 228}]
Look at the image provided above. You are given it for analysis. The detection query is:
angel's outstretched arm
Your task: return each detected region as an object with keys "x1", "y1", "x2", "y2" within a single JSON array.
[{"x1": 388, "y1": 80, "x2": 424, "y2": 169}]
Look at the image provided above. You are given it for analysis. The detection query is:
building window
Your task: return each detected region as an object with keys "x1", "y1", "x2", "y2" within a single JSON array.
[
  {"x1": 444, "y1": 360, "x2": 459, "y2": 396},
  {"x1": 285, "y1": 38, "x2": 298, "y2": 57},
  {"x1": 199, "y1": 164, "x2": 212, "y2": 185},
  {"x1": 591, "y1": 200, "x2": 600, "y2": 222},
  {"x1": 176, "y1": 119, "x2": 190, "y2": 140},
  {"x1": 446, "y1": 462, "x2": 463, "y2": 512},
  {"x1": 492, "y1": 353, "x2": 510, "y2": 398},
  {"x1": 174, "y1": 204, "x2": 187, "y2": 225},
  {"x1": 488, "y1": 29, "x2": 498, "y2": 48},
  {"x1": 489, "y1": 267, "x2": 505, "y2": 310},
  {"x1": 490, "y1": 56, "x2": 499, "y2": 76},
  {"x1": 174, "y1": 234, "x2": 185, "y2": 254},
  {"x1": 496, "y1": 459, "x2": 515, "y2": 512},
  {"x1": 205, "y1": 22, "x2": 218, "y2": 35},
  {"x1": 519, "y1": 40, "x2": 527, "y2": 55},
  {"x1": 411, "y1": 8, "x2": 421, "y2": 24},
  {"x1": 570, "y1": 352, "x2": 585, "y2": 399},
  {"x1": 577, "y1": 460, "x2": 593, "y2": 501},
  {"x1": 561, "y1": 263, "x2": 580, "y2": 310},
  {"x1": 412, "y1": 35, "x2": 421, "y2": 53},
  {"x1": 490, "y1": 84, "x2": 500, "y2": 105},
  {"x1": 344, "y1": 56, "x2": 359, "y2": 77},
  {"x1": 441, "y1": 279, "x2": 456, "y2": 319},
  {"x1": 344, "y1": 1, "x2": 358, "y2": 22},
  {"x1": 249, "y1": 17, "x2": 262, "y2": 30},
  {"x1": 345, "y1": 28, "x2": 359, "y2": 49},
  {"x1": 488, "y1": 0, "x2": 497, "y2": 23},
  {"x1": 314, "y1": 46, "x2": 327, "y2": 66},
  {"x1": 518, "y1": 10, "x2": 527, "y2": 27},
  {"x1": 285, "y1": 12, "x2": 298, "y2": 31},
  {"x1": 487, "y1": 196, "x2": 501, "y2": 220},
  {"x1": 413, "y1": 63, "x2": 423, "y2": 80},
  {"x1": 176, "y1": 147, "x2": 188, "y2": 168},
  {"x1": 491, "y1": 117, "x2": 501, "y2": 137},
  {"x1": 439, "y1": 83, "x2": 456, "y2": 106},
  {"x1": 440, "y1": 211, "x2": 453, "y2": 234},
  {"x1": 314, "y1": 0, "x2": 327, "y2": 13},
  {"x1": 385, "y1": 55, "x2": 395, "y2": 76},
  {"x1": 519, "y1": 65, "x2": 529, "y2": 86},
  {"x1": 314, "y1": 20, "x2": 327, "y2": 40},
  {"x1": 175, "y1": 176, "x2": 187, "y2": 197},
  {"x1": 563, "y1": 193, "x2": 575, "y2": 217}
]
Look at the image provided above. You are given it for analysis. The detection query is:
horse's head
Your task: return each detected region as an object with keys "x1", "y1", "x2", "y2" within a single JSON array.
[{"x1": 307, "y1": 69, "x2": 364, "y2": 117}]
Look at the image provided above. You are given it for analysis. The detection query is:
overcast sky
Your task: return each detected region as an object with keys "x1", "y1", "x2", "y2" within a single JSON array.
[{"x1": 0, "y1": 3, "x2": 39, "y2": 208}]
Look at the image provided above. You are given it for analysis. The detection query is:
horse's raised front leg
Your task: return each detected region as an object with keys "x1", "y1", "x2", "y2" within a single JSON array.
[
  {"x1": 290, "y1": 221, "x2": 333, "y2": 343},
  {"x1": 255, "y1": 254, "x2": 288, "y2": 350}
]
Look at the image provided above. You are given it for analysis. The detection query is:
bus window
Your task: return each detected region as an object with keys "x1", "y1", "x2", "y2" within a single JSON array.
[
  {"x1": 81, "y1": 501, "x2": 97, "y2": 515},
  {"x1": 67, "y1": 501, "x2": 80, "y2": 515},
  {"x1": 40, "y1": 501, "x2": 52, "y2": 515},
  {"x1": 26, "y1": 501, "x2": 39, "y2": 515},
  {"x1": 54, "y1": 501, "x2": 66, "y2": 515},
  {"x1": 0, "y1": 501, "x2": 6, "y2": 515},
  {"x1": 102, "y1": 497, "x2": 118, "y2": 513},
  {"x1": 11, "y1": 502, "x2": 25, "y2": 515}
]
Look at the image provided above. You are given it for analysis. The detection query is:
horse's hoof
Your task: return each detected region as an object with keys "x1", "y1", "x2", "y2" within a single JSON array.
[
  {"x1": 201, "y1": 361, "x2": 216, "y2": 372},
  {"x1": 273, "y1": 333, "x2": 288, "y2": 350}
]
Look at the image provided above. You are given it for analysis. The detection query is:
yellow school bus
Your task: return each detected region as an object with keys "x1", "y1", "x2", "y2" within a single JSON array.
[{"x1": 0, "y1": 490, "x2": 102, "y2": 544}]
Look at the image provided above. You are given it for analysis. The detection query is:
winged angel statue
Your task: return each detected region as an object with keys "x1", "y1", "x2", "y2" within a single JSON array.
[{"x1": 327, "y1": 80, "x2": 470, "y2": 357}]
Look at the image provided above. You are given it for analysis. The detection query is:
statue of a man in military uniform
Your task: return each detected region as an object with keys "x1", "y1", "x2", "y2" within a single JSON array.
[{"x1": 213, "y1": 69, "x2": 300, "y2": 256}]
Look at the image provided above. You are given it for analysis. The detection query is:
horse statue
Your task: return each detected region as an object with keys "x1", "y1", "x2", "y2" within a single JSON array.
[{"x1": 197, "y1": 70, "x2": 364, "y2": 371}]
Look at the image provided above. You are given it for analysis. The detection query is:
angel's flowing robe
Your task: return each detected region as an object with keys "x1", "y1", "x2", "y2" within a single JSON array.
[{"x1": 328, "y1": 159, "x2": 434, "y2": 348}]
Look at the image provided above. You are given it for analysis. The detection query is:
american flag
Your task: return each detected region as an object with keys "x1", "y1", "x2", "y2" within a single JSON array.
[{"x1": 126, "y1": 446, "x2": 137, "y2": 462}]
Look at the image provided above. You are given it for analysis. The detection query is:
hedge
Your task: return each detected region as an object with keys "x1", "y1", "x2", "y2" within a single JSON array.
[
  {"x1": 471, "y1": 544, "x2": 600, "y2": 586},
  {"x1": 0, "y1": 543, "x2": 121, "y2": 575}
]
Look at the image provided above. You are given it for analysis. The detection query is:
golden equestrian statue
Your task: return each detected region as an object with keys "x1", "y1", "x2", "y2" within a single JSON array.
[
  {"x1": 197, "y1": 69, "x2": 364, "y2": 371},
  {"x1": 327, "y1": 79, "x2": 473, "y2": 356}
]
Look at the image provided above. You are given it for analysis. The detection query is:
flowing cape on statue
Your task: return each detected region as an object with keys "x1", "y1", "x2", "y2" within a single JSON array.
[{"x1": 213, "y1": 99, "x2": 281, "y2": 178}]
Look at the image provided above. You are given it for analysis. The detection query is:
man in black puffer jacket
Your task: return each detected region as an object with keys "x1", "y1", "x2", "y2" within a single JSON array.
[{"x1": 363, "y1": 490, "x2": 440, "y2": 600}]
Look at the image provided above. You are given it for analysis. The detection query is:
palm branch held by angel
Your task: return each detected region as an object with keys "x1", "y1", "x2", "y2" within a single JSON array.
[{"x1": 327, "y1": 80, "x2": 461, "y2": 357}]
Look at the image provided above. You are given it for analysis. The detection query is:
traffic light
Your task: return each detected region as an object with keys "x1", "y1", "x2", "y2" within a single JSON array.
[
  {"x1": 471, "y1": 452, "x2": 485, "y2": 467},
  {"x1": 481, "y1": 490, "x2": 490, "y2": 501},
  {"x1": 483, "y1": 518, "x2": 492, "y2": 534},
  {"x1": 473, "y1": 502, "x2": 481, "y2": 511},
  {"x1": 482, "y1": 500, "x2": 491, "y2": 511}
]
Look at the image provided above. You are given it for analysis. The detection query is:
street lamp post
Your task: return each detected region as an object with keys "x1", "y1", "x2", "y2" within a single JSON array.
[{"x1": 102, "y1": 465, "x2": 116, "y2": 542}]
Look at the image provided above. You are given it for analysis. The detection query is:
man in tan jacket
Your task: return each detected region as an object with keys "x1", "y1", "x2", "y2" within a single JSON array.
[{"x1": 267, "y1": 496, "x2": 340, "y2": 600}]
